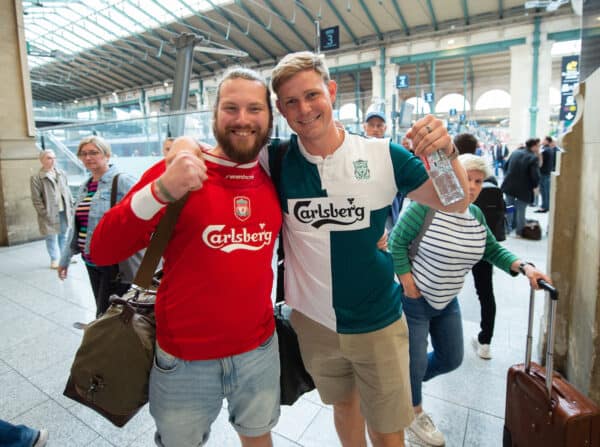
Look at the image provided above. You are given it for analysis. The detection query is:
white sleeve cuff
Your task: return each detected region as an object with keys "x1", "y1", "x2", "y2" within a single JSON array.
[{"x1": 131, "y1": 183, "x2": 166, "y2": 220}]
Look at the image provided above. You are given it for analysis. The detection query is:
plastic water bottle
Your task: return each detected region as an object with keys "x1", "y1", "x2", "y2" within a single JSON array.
[{"x1": 425, "y1": 150, "x2": 464, "y2": 206}]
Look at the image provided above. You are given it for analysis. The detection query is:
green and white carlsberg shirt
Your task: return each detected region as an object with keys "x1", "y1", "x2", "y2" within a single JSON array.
[{"x1": 264, "y1": 132, "x2": 428, "y2": 334}]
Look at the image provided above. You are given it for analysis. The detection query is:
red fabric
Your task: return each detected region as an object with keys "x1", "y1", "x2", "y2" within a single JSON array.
[{"x1": 91, "y1": 157, "x2": 282, "y2": 360}]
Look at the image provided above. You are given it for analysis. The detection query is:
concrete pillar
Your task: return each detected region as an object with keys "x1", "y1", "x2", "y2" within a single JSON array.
[
  {"x1": 509, "y1": 44, "x2": 532, "y2": 147},
  {"x1": 370, "y1": 65, "x2": 382, "y2": 106},
  {"x1": 545, "y1": 68, "x2": 600, "y2": 404},
  {"x1": 385, "y1": 65, "x2": 398, "y2": 122},
  {"x1": 0, "y1": 0, "x2": 40, "y2": 246},
  {"x1": 535, "y1": 40, "x2": 553, "y2": 139}
]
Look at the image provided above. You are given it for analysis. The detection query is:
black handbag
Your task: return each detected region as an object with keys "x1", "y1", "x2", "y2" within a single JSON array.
[
  {"x1": 63, "y1": 195, "x2": 186, "y2": 427},
  {"x1": 271, "y1": 139, "x2": 316, "y2": 405},
  {"x1": 522, "y1": 219, "x2": 542, "y2": 240}
]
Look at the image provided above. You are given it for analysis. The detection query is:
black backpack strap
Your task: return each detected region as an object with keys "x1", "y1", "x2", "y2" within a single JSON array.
[
  {"x1": 408, "y1": 207, "x2": 436, "y2": 260},
  {"x1": 110, "y1": 173, "x2": 120, "y2": 207},
  {"x1": 270, "y1": 139, "x2": 289, "y2": 305}
]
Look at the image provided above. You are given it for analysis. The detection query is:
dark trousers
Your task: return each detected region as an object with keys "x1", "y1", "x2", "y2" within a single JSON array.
[
  {"x1": 85, "y1": 264, "x2": 130, "y2": 317},
  {"x1": 472, "y1": 260, "x2": 496, "y2": 345}
]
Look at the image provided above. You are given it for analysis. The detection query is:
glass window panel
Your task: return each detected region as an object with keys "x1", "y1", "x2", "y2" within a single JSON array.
[{"x1": 23, "y1": 0, "x2": 233, "y2": 68}]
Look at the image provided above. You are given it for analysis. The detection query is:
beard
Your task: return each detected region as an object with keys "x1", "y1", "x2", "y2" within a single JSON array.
[{"x1": 213, "y1": 123, "x2": 272, "y2": 164}]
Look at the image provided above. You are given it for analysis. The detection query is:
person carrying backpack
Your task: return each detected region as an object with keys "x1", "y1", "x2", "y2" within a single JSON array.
[{"x1": 454, "y1": 133, "x2": 506, "y2": 359}]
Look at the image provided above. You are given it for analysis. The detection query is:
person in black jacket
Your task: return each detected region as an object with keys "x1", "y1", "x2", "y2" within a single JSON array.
[
  {"x1": 536, "y1": 135, "x2": 559, "y2": 213},
  {"x1": 501, "y1": 139, "x2": 541, "y2": 237}
]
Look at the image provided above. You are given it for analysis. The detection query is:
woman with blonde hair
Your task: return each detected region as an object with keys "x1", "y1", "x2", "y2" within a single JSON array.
[
  {"x1": 389, "y1": 153, "x2": 552, "y2": 446},
  {"x1": 58, "y1": 136, "x2": 136, "y2": 320}
]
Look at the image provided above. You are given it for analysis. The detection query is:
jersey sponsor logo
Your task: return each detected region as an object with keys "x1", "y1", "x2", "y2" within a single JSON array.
[
  {"x1": 234, "y1": 196, "x2": 251, "y2": 221},
  {"x1": 353, "y1": 159, "x2": 370, "y2": 180},
  {"x1": 289, "y1": 196, "x2": 370, "y2": 230},
  {"x1": 202, "y1": 223, "x2": 273, "y2": 253}
]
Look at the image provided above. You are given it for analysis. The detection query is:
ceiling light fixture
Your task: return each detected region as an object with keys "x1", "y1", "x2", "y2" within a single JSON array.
[{"x1": 193, "y1": 46, "x2": 248, "y2": 58}]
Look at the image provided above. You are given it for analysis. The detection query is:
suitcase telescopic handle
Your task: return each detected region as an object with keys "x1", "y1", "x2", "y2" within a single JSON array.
[{"x1": 525, "y1": 279, "x2": 559, "y2": 399}]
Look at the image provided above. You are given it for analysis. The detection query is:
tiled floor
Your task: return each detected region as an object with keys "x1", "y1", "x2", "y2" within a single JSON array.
[{"x1": 0, "y1": 210, "x2": 551, "y2": 446}]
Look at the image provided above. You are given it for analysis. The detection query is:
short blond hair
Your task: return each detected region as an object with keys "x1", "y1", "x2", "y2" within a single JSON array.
[
  {"x1": 459, "y1": 154, "x2": 492, "y2": 178},
  {"x1": 271, "y1": 51, "x2": 330, "y2": 95},
  {"x1": 77, "y1": 135, "x2": 111, "y2": 157}
]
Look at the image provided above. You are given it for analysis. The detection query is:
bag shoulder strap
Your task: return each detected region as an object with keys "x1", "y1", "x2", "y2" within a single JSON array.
[
  {"x1": 133, "y1": 191, "x2": 188, "y2": 289},
  {"x1": 271, "y1": 139, "x2": 289, "y2": 305},
  {"x1": 408, "y1": 207, "x2": 436, "y2": 260},
  {"x1": 110, "y1": 173, "x2": 120, "y2": 207}
]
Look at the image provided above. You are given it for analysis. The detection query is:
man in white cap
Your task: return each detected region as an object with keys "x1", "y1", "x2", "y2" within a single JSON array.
[{"x1": 363, "y1": 110, "x2": 387, "y2": 138}]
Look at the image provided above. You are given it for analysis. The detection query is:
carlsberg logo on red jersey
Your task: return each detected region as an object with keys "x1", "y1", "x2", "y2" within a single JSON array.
[{"x1": 202, "y1": 224, "x2": 273, "y2": 253}]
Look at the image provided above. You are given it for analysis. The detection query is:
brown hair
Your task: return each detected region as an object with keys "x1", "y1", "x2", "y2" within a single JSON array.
[{"x1": 212, "y1": 67, "x2": 273, "y2": 132}]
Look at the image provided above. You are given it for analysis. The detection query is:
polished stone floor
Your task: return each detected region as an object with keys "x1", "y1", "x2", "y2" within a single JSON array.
[{"x1": 0, "y1": 210, "x2": 551, "y2": 446}]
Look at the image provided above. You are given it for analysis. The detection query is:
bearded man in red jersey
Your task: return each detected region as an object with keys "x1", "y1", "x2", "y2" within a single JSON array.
[{"x1": 91, "y1": 67, "x2": 282, "y2": 447}]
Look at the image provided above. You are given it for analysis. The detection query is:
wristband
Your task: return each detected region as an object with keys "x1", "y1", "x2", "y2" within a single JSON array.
[
  {"x1": 154, "y1": 178, "x2": 177, "y2": 203},
  {"x1": 150, "y1": 180, "x2": 170, "y2": 205},
  {"x1": 519, "y1": 261, "x2": 535, "y2": 275}
]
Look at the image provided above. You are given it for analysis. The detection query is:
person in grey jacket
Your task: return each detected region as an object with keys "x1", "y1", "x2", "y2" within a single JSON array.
[
  {"x1": 58, "y1": 136, "x2": 136, "y2": 318},
  {"x1": 30, "y1": 149, "x2": 73, "y2": 269},
  {"x1": 501, "y1": 139, "x2": 541, "y2": 236}
]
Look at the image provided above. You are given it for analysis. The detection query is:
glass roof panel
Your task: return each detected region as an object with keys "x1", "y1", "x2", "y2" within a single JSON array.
[{"x1": 22, "y1": 0, "x2": 233, "y2": 68}]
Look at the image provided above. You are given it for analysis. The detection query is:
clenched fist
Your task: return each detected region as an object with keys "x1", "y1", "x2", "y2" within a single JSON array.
[{"x1": 155, "y1": 136, "x2": 208, "y2": 202}]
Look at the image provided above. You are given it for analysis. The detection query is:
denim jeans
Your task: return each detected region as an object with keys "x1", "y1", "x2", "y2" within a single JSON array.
[
  {"x1": 401, "y1": 295, "x2": 464, "y2": 407},
  {"x1": 44, "y1": 211, "x2": 68, "y2": 262},
  {"x1": 539, "y1": 174, "x2": 550, "y2": 210},
  {"x1": 0, "y1": 419, "x2": 38, "y2": 447},
  {"x1": 149, "y1": 334, "x2": 280, "y2": 447},
  {"x1": 504, "y1": 194, "x2": 528, "y2": 235}
]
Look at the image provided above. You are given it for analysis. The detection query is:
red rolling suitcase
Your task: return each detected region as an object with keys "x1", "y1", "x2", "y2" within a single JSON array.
[{"x1": 503, "y1": 280, "x2": 600, "y2": 446}]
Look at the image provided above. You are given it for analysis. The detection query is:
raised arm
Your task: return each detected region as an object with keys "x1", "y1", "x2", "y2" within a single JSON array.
[{"x1": 405, "y1": 115, "x2": 470, "y2": 213}]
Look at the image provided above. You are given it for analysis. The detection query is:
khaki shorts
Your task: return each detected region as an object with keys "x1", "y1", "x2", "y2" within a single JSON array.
[{"x1": 290, "y1": 310, "x2": 414, "y2": 434}]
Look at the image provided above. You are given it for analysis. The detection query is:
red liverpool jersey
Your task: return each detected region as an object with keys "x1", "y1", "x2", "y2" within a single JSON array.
[{"x1": 91, "y1": 152, "x2": 282, "y2": 360}]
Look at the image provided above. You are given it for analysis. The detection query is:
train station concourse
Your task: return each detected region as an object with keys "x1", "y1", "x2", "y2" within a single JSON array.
[{"x1": 1, "y1": 0, "x2": 600, "y2": 446}]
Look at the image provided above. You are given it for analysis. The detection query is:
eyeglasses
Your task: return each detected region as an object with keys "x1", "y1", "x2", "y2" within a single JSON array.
[{"x1": 78, "y1": 150, "x2": 102, "y2": 158}]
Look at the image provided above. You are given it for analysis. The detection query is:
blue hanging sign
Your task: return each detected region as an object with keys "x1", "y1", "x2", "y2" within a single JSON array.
[
  {"x1": 396, "y1": 74, "x2": 409, "y2": 89},
  {"x1": 320, "y1": 26, "x2": 340, "y2": 51}
]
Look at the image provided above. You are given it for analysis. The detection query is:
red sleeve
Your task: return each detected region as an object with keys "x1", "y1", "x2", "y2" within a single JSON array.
[{"x1": 90, "y1": 161, "x2": 167, "y2": 265}]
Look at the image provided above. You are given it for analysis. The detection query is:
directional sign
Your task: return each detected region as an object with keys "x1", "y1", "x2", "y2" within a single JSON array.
[
  {"x1": 459, "y1": 113, "x2": 466, "y2": 122},
  {"x1": 320, "y1": 26, "x2": 339, "y2": 51},
  {"x1": 559, "y1": 55, "x2": 579, "y2": 123},
  {"x1": 423, "y1": 92, "x2": 434, "y2": 103},
  {"x1": 396, "y1": 74, "x2": 409, "y2": 89},
  {"x1": 449, "y1": 108, "x2": 457, "y2": 117}
]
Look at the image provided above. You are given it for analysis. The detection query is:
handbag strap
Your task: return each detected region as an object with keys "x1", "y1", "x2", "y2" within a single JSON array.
[
  {"x1": 110, "y1": 174, "x2": 120, "y2": 207},
  {"x1": 408, "y1": 207, "x2": 436, "y2": 260},
  {"x1": 133, "y1": 189, "x2": 188, "y2": 289}
]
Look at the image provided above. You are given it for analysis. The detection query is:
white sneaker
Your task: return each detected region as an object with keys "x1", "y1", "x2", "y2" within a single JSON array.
[
  {"x1": 472, "y1": 337, "x2": 492, "y2": 359},
  {"x1": 408, "y1": 412, "x2": 445, "y2": 446},
  {"x1": 34, "y1": 428, "x2": 49, "y2": 447}
]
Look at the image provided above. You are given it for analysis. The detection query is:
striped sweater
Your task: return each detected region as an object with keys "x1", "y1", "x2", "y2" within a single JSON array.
[{"x1": 390, "y1": 201, "x2": 518, "y2": 309}]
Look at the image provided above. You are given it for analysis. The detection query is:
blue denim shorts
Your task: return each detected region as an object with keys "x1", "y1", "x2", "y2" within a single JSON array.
[{"x1": 149, "y1": 333, "x2": 280, "y2": 446}]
